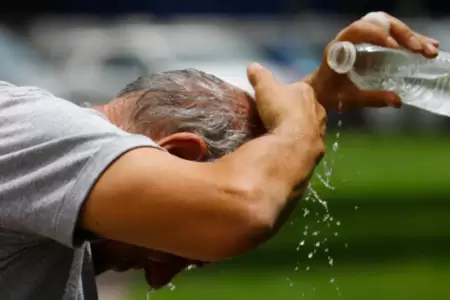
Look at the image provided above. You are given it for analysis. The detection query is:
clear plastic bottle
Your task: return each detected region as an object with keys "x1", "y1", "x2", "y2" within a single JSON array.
[{"x1": 327, "y1": 41, "x2": 450, "y2": 117}]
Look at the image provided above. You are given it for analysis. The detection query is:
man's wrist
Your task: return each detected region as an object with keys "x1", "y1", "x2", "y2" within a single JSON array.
[
  {"x1": 272, "y1": 122, "x2": 324, "y2": 162},
  {"x1": 300, "y1": 70, "x2": 330, "y2": 110}
]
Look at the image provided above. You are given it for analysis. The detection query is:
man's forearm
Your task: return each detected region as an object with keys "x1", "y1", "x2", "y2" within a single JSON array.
[
  {"x1": 218, "y1": 121, "x2": 324, "y2": 228},
  {"x1": 81, "y1": 123, "x2": 323, "y2": 262}
]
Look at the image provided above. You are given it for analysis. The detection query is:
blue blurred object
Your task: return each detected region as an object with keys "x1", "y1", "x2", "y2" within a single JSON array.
[
  {"x1": 0, "y1": 27, "x2": 60, "y2": 93},
  {"x1": 264, "y1": 42, "x2": 322, "y2": 77}
]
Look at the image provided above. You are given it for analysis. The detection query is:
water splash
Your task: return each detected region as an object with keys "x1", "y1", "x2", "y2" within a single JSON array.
[
  {"x1": 292, "y1": 103, "x2": 345, "y2": 296},
  {"x1": 328, "y1": 256, "x2": 334, "y2": 267},
  {"x1": 286, "y1": 277, "x2": 294, "y2": 287},
  {"x1": 308, "y1": 184, "x2": 329, "y2": 212}
]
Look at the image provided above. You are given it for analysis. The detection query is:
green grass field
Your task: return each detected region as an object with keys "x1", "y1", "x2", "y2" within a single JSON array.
[
  {"x1": 128, "y1": 132, "x2": 450, "y2": 300},
  {"x1": 130, "y1": 260, "x2": 450, "y2": 300}
]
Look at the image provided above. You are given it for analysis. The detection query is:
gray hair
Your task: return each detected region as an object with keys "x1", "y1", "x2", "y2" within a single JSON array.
[{"x1": 117, "y1": 69, "x2": 259, "y2": 160}]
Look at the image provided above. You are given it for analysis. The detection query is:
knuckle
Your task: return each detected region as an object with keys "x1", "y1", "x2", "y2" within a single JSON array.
[
  {"x1": 376, "y1": 11, "x2": 389, "y2": 17},
  {"x1": 342, "y1": 20, "x2": 368, "y2": 37}
]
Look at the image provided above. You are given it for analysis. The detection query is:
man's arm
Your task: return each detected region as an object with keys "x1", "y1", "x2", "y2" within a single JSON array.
[
  {"x1": 81, "y1": 130, "x2": 323, "y2": 262},
  {"x1": 81, "y1": 68, "x2": 325, "y2": 262}
]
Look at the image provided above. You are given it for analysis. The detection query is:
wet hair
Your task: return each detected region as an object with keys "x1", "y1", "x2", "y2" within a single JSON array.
[{"x1": 117, "y1": 69, "x2": 262, "y2": 160}]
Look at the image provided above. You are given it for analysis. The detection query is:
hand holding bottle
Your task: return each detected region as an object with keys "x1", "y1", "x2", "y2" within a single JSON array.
[{"x1": 308, "y1": 11, "x2": 440, "y2": 111}]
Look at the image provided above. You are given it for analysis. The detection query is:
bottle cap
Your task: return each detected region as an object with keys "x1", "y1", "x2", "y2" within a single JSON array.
[{"x1": 327, "y1": 41, "x2": 357, "y2": 74}]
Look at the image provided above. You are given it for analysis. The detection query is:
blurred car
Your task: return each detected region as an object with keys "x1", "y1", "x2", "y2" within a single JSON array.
[
  {"x1": 0, "y1": 27, "x2": 60, "y2": 95},
  {"x1": 29, "y1": 21, "x2": 298, "y2": 104}
]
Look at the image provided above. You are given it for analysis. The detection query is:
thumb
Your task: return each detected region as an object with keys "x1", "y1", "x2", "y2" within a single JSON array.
[
  {"x1": 247, "y1": 62, "x2": 276, "y2": 92},
  {"x1": 358, "y1": 90, "x2": 402, "y2": 108}
]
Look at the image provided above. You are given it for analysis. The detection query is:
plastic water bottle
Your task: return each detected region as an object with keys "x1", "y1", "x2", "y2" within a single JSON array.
[{"x1": 326, "y1": 41, "x2": 450, "y2": 117}]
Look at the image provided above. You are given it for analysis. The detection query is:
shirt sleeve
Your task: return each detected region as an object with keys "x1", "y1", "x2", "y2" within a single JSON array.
[{"x1": 0, "y1": 83, "x2": 164, "y2": 248}]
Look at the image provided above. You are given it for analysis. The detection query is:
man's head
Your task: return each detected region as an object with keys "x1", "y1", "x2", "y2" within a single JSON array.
[
  {"x1": 95, "y1": 69, "x2": 264, "y2": 287},
  {"x1": 103, "y1": 69, "x2": 264, "y2": 161}
]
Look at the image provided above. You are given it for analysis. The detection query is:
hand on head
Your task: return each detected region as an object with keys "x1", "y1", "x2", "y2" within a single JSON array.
[
  {"x1": 310, "y1": 11, "x2": 440, "y2": 111},
  {"x1": 247, "y1": 62, "x2": 326, "y2": 142}
]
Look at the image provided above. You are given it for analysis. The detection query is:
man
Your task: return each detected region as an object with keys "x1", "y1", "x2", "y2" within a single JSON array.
[{"x1": 0, "y1": 12, "x2": 438, "y2": 300}]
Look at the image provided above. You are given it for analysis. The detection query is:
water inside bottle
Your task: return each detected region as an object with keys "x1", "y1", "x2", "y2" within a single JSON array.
[{"x1": 350, "y1": 47, "x2": 450, "y2": 117}]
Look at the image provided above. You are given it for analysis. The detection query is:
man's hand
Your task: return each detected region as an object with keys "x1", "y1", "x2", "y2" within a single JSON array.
[
  {"x1": 248, "y1": 63, "x2": 326, "y2": 142},
  {"x1": 91, "y1": 240, "x2": 205, "y2": 289},
  {"x1": 308, "y1": 11, "x2": 440, "y2": 111}
]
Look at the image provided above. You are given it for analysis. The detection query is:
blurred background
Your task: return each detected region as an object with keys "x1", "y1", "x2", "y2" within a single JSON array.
[{"x1": 5, "y1": 1, "x2": 450, "y2": 300}]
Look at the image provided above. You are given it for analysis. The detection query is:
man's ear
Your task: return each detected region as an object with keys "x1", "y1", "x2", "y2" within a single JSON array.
[{"x1": 157, "y1": 132, "x2": 208, "y2": 161}]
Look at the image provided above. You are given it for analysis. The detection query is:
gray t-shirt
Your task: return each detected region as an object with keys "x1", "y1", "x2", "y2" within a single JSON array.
[{"x1": 0, "y1": 82, "x2": 162, "y2": 299}]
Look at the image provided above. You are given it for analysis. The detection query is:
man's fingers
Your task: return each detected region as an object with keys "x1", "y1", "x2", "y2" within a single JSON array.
[
  {"x1": 338, "y1": 12, "x2": 440, "y2": 58},
  {"x1": 144, "y1": 260, "x2": 187, "y2": 289},
  {"x1": 247, "y1": 63, "x2": 277, "y2": 92},
  {"x1": 336, "y1": 20, "x2": 395, "y2": 48},
  {"x1": 361, "y1": 12, "x2": 391, "y2": 32},
  {"x1": 385, "y1": 13, "x2": 439, "y2": 57},
  {"x1": 381, "y1": 13, "x2": 423, "y2": 52},
  {"x1": 414, "y1": 32, "x2": 440, "y2": 58}
]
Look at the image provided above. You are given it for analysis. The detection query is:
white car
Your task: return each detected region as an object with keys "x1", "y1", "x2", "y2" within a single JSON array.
[{"x1": 31, "y1": 22, "x2": 296, "y2": 104}]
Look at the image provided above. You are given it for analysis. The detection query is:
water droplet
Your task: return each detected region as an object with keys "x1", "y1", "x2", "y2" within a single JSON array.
[
  {"x1": 323, "y1": 214, "x2": 330, "y2": 222},
  {"x1": 296, "y1": 246, "x2": 300, "y2": 251},
  {"x1": 336, "y1": 132, "x2": 341, "y2": 138},
  {"x1": 308, "y1": 252, "x2": 314, "y2": 259},
  {"x1": 316, "y1": 173, "x2": 335, "y2": 190},
  {"x1": 303, "y1": 231, "x2": 308, "y2": 236},
  {"x1": 332, "y1": 142, "x2": 339, "y2": 152},
  {"x1": 295, "y1": 266, "x2": 299, "y2": 271},
  {"x1": 330, "y1": 278, "x2": 335, "y2": 284},
  {"x1": 354, "y1": 205, "x2": 359, "y2": 210},
  {"x1": 312, "y1": 231, "x2": 320, "y2": 236},
  {"x1": 303, "y1": 208, "x2": 310, "y2": 217},
  {"x1": 334, "y1": 232, "x2": 339, "y2": 236},
  {"x1": 337, "y1": 120, "x2": 343, "y2": 127},
  {"x1": 325, "y1": 248, "x2": 329, "y2": 253},
  {"x1": 315, "y1": 241, "x2": 321, "y2": 248},
  {"x1": 167, "y1": 283, "x2": 176, "y2": 291},
  {"x1": 186, "y1": 265, "x2": 196, "y2": 271},
  {"x1": 308, "y1": 184, "x2": 329, "y2": 211},
  {"x1": 328, "y1": 256, "x2": 334, "y2": 266},
  {"x1": 306, "y1": 266, "x2": 310, "y2": 271},
  {"x1": 299, "y1": 240, "x2": 305, "y2": 246},
  {"x1": 336, "y1": 221, "x2": 341, "y2": 226}
]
